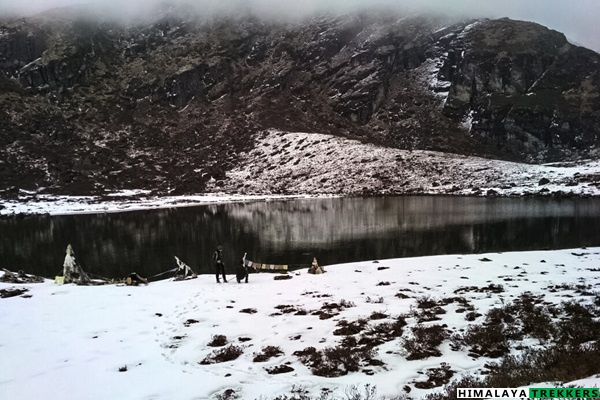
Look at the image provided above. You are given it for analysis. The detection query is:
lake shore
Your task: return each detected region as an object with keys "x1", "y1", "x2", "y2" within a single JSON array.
[
  {"x1": 2, "y1": 247, "x2": 599, "y2": 400},
  {"x1": 2, "y1": 142, "x2": 600, "y2": 217}
]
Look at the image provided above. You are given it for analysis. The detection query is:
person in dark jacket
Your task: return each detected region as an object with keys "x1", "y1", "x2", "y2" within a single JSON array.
[
  {"x1": 236, "y1": 252, "x2": 253, "y2": 283},
  {"x1": 213, "y1": 245, "x2": 227, "y2": 283}
]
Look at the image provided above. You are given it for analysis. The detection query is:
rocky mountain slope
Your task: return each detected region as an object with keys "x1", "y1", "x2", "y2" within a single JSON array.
[{"x1": 1, "y1": 5, "x2": 599, "y2": 197}]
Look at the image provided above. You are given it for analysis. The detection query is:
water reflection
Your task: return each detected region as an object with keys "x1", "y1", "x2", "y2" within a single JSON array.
[{"x1": 1, "y1": 196, "x2": 599, "y2": 278}]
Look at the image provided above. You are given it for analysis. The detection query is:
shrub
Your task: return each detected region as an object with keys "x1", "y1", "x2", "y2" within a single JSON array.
[
  {"x1": 361, "y1": 316, "x2": 406, "y2": 343},
  {"x1": 200, "y1": 345, "x2": 244, "y2": 364},
  {"x1": 253, "y1": 346, "x2": 284, "y2": 362},
  {"x1": 294, "y1": 344, "x2": 376, "y2": 378},
  {"x1": 416, "y1": 296, "x2": 439, "y2": 309},
  {"x1": 485, "y1": 342, "x2": 600, "y2": 388},
  {"x1": 485, "y1": 305, "x2": 516, "y2": 325},
  {"x1": 461, "y1": 323, "x2": 509, "y2": 358},
  {"x1": 366, "y1": 296, "x2": 385, "y2": 303},
  {"x1": 266, "y1": 364, "x2": 295, "y2": 375},
  {"x1": 403, "y1": 324, "x2": 448, "y2": 360},
  {"x1": 464, "y1": 311, "x2": 481, "y2": 321},
  {"x1": 207, "y1": 334, "x2": 228, "y2": 347},
  {"x1": 0, "y1": 288, "x2": 28, "y2": 298},
  {"x1": 414, "y1": 363, "x2": 455, "y2": 389},
  {"x1": 275, "y1": 304, "x2": 299, "y2": 314},
  {"x1": 430, "y1": 342, "x2": 600, "y2": 400},
  {"x1": 424, "y1": 374, "x2": 484, "y2": 400},
  {"x1": 343, "y1": 384, "x2": 378, "y2": 400},
  {"x1": 370, "y1": 311, "x2": 388, "y2": 320},
  {"x1": 556, "y1": 301, "x2": 600, "y2": 345},
  {"x1": 312, "y1": 345, "x2": 374, "y2": 377},
  {"x1": 454, "y1": 284, "x2": 504, "y2": 294},
  {"x1": 333, "y1": 319, "x2": 368, "y2": 336},
  {"x1": 339, "y1": 299, "x2": 356, "y2": 308},
  {"x1": 216, "y1": 388, "x2": 239, "y2": 400}
]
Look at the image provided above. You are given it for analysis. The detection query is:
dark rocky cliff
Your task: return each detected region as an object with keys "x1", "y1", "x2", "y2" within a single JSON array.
[{"x1": 1, "y1": 7, "x2": 599, "y2": 196}]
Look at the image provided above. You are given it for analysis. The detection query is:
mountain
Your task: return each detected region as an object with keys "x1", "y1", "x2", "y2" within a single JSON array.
[{"x1": 1, "y1": 6, "x2": 599, "y2": 197}]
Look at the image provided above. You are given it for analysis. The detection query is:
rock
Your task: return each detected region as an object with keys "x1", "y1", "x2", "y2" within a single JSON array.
[
  {"x1": 539, "y1": 177, "x2": 550, "y2": 185},
  {"x1": 0, "y1": 8, "x2": 599, "y2": 196}
]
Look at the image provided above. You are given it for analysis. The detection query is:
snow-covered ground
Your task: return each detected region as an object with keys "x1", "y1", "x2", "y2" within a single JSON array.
[
  {"x1": 2, "y1": 130, "x2": 599, "y2": 216},
  {"x1": 220, "y1": 131, "x2": 600, "y2": 198},
  {"x1": 2, "y1": 248, "x2": 599, "y2": 400},
  {"x1": 0, "y1": 191, "x2": 311, "y2": 216}
]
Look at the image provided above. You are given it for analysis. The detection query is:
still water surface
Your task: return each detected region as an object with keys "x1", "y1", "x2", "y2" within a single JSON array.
[{"x1": 1, "y1": 196, "x2": 599, "y2": 279}]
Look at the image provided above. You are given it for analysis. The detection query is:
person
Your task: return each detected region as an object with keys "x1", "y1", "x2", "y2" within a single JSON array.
[
  {"x1": 236, "y1": 252, "x2": 252, "y2": 283},
  {"x1": 213, "y1": 245, "x2": 227, "y2": 283}
]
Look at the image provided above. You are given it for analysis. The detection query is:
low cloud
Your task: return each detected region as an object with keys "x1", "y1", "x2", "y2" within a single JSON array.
[{"x1": 0, "y1": 0, "x2": 598, "y2": 52}]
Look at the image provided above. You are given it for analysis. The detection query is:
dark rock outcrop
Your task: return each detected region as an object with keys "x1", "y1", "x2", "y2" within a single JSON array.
[
  {"x1": 0, "y1": 8, "x2": 599, "y2": 196},
  {"x1": 440, "y1": 19, "x2": 600, "y2": 162}
]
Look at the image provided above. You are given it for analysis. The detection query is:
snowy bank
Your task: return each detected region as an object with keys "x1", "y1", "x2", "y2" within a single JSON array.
[
  {"x1": 1, "y1": 248, "x2": 600, "y2": 399},
  {"x1": 2, "y1": 131, "x2": 600, "y2": 216}
]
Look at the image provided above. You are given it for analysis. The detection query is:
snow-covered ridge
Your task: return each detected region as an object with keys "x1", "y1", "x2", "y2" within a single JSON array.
[
  {"x1": 216, "y1": 130, "x2": 600, "y2": 198},
  {"x1": 2, "y1": 130, "x2": 599, "y2": 216}
]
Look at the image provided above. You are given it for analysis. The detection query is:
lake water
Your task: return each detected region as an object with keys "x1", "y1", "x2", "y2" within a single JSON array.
[{"x1": 1, "y1": 196, "x2": 600, "y2": 279}]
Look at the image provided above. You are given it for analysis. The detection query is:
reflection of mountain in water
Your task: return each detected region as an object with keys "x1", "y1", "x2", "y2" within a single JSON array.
[
  {"x1": 226, "y1": 197, "x2": 597, "y2": 242},
  {"x1": 1, "y1": 197, "x2": 599, "y2": 278}
]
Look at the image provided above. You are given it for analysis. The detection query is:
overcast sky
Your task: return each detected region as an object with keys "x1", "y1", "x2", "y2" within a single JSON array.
[{"x1": 0, "y1": 0, "x2": 598, "y2": 52}]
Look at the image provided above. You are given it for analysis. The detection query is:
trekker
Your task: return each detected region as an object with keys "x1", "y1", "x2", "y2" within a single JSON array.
[
  {"x1": 236, "y1": 252, "x2": 251, "y2": 283},
  {"x1": 213, "y1": 245, "x2": 227, "y2": 283}
]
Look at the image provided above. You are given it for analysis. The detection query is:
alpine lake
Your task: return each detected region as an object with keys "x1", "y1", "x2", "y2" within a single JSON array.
[{"x1": 1, "y1": 196, "x2": 600, "y2": 280}]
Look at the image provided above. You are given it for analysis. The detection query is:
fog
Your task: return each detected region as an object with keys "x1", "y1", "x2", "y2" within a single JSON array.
[{"x1": 0, "y1": 0, "x2": 598, "y2": 52}]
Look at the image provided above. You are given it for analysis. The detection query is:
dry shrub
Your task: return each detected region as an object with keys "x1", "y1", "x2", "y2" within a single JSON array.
[
  {"x1": 216, "y1": 388, "x2": 240, "y2": 400},
  {"x1": 361, "y1": 316, "x2": 407, "y2": 343},
  {"x1": 207, "y1": 334, "x2": 228, "y2": 347},
  {"x1": 333, "y1": 319, "x2": 368, "y2": 336},
  {"x1": 416, "y1": 296, "x2": 439, "y2": 309},
  {"x1": 318, "y1": 311, "x2": 338, "y2": 320},
  {"x1": 340, "y1": 299, "x2": 356, "y2": 308},
  {"x1": 454, "y1": 284, "x2": 504, "y2": 295},
  {"x1": 424, "y1": 374, "x2": 484, "y2": 400},
  {"x1": 370, "y1": 311, "x2": 388, "y2": 320},
  {"x1": 461, "y1": 323, "x2": 510, "y2": 358},
  {"x1": 403, "y1": 324, "x2": 448, "y2": 360},
  {"x1": 431, "y1": 343, "x2": 600, "y2": 400},
  {"x1": 293, "y1": 347, "x2": 321, "y2": 369},
  {"x1": 314, "y1": 345, "x2": 375, "y2": 377},
  {"x1": 519, "y1": 307, "x2": 554, "y2": 341},
  {"x1": 266, "y1": 364, "x2": 295, "y2": 375},
  {"x1": 275, "y1": 304, "x2": 298, "y2": 314},
  {"x1": 414, "y1": 363, "x2": 455, "y2": 389},
  {"x1": 366, "y1": 296, "x2": 385, "y2": 303},
  {"x1": 200, "y1": 344, "x2": 244, "y2": 364},
  {"x1": 414, "y1": 307, "x2": 446, "y2": 323},
  {"x1": 464, "y1": 311, "x2": 481, "y2": 321},
  {"x1": 556, "y1": 301, "x2": 600, "y2": 345},
  {"x1": 0, "y1": 288, "x2": 29, "y2": 298},
  {"x1": 294, "y1": 343, "x2": 376, "y2": 378},
  {"x1": 253, "y1": 345, "x2": 284, "y2": 362},
  {"x1": 485, "y1": 342, "x2": 600, "y2": 388},
  {"x1": 413, "y1": 296, "x2": 448, "y2": 323}
]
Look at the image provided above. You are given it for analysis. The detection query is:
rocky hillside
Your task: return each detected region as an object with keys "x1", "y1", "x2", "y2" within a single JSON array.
[{"x1": 1, "y1": 5, "x2": 599, "y2": 197}]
